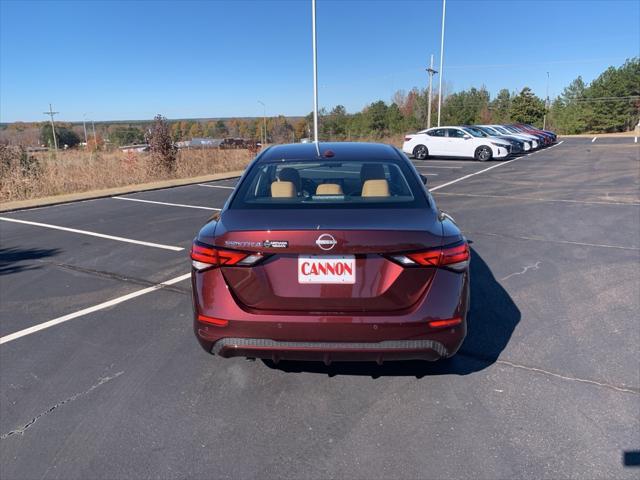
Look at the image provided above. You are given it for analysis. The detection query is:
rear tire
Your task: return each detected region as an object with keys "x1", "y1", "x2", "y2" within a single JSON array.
[
  {"x1": 474, "y1": 145, "x2": 492, "y2": 162},
  {"x1": 413, "y1": 145, "x2": 429, "y2": 160}
]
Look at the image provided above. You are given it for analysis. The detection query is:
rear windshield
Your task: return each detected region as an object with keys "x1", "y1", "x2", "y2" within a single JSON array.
[{"x1": 230, "y1": 158, "x2": 428, "y2": 209}]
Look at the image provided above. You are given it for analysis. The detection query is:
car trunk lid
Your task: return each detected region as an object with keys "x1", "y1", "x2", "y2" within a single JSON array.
[{"x1": 206, "y1": 209, "x2": 445, "y2": 313}]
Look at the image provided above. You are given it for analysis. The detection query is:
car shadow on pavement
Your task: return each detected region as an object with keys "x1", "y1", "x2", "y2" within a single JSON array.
[
  {"x1": 264, "y1": 248, "x2": 521, "y2": 378},
  {"x1": 0, "y1": 246, "x2": 61, "y2": 276}
]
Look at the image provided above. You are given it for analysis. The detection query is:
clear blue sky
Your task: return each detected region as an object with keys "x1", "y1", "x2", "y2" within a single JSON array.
[{"x1": 1, "y1": 0, "x2": 638, "y2": 122}]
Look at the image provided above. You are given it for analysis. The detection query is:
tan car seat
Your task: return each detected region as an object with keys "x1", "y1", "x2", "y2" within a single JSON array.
[
  {"x1": 362, "y1": 179, "x2": 390, "y2": 197},
  {"x1": 271, "y1": 181, "x2": 296, "y2": 198}
]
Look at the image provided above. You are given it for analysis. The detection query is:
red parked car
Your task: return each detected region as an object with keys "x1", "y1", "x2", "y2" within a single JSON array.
[{"x1": 191, "y1": 142, "x2": 470, "y2": 364}]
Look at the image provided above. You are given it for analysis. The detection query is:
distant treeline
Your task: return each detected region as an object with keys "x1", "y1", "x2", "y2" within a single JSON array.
[
  {"x1": 1, "y1": 58, "x2": 637, "y2": 147},
  {"x1": 314, "y1": 57, "x2": 639, "y2": 137}
]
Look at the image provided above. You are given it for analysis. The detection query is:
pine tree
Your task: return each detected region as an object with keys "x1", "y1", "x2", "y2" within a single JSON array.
[{"x1": 510, "y1": 87, "x2": 546, "y2": 125}]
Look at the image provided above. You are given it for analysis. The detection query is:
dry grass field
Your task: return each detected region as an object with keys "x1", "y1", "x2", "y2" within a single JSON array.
[{"x1": 0, "y1": 147, "x2": 253, "y2": 203}]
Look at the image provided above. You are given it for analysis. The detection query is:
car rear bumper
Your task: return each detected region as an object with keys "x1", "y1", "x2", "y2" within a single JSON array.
[
  {"x1": 212, "y1": 337, "x2": 452, "y2": 363},
  {"x1": 192, "y1": 267, "x2": 469, "y2": 363}
]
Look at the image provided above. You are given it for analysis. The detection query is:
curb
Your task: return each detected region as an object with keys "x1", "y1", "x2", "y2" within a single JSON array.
[{"x1": 0, "y1": 170, "x2": 244, "y2": 213}]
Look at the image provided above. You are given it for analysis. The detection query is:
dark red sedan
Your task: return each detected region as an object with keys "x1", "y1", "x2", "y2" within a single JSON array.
[{"x1": 191, "y1": 142, "x2": 469, "y2": 364}]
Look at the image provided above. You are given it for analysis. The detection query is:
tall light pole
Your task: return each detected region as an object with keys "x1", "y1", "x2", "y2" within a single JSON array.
[
  {"x1": 257, "y1": 100, "x2": 266, "y2": 146},
  {"x1": 437, "y1": 0, "x2": 446, "y2": 127},
  {"x1": 426, "y1": 54, "x2": 438, "y2": 129},
  {"x1": 311, "y1": 0, "x2": 320, "y2": 154},
  {"x1": 43, "y1": 103, "x2": 59, "y2": 152},
  {"x1": 543, "y1": 71, "x2": 550, "y2": 129}
]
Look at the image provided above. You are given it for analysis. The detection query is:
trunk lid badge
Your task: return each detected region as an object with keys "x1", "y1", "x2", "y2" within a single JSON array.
[{"x1": 316, "y1": 234, "x2": 337, "y2": 251}]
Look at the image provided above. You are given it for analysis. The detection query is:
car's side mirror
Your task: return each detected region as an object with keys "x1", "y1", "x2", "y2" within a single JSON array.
[
  {"x1": 419, "y1": 174, "x2": 428, "y2": 185},
  {"x1": 463, "y1": 134, "x2": 471, "y2": 139}
]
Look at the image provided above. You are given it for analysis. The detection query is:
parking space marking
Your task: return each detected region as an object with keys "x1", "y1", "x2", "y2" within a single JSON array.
[
  {"x1": 428, "y1": 141, "x2": 564, "y2": 192},
  {"x1": 435, "y1": 191, "x2": 640, "y2": 206},
  {"x1": 592, "y1": 136, "x2": 597, "y2": 143},
  {"x1": 197, "y1": 184, "x2": 236, "y2": 189},
  {"x1": 0, "y1": 273, "x2": 191, "y2": 345},
  {"x1": 112, "y1": 196, "x2": 221, "y2": 211},
  {"x1": 0, "y1": 217, "x2": 184, "y2": 251}
]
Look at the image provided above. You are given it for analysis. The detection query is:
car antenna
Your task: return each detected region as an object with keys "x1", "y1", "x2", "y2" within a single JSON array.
[{"x1": 312, "y1": 0, "x2": 320, "y2": 157}]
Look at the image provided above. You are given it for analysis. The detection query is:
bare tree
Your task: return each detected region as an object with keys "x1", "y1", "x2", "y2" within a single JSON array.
[{"x1": 146, "y1": 114, "x2": 177, "y2": 173}]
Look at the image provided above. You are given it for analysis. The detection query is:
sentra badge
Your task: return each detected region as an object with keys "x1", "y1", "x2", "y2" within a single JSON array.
[{"x1": 224, "y1": 240, "x2": 263, "y2": 248}]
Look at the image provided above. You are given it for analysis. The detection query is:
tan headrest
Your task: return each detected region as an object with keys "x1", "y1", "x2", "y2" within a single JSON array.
[
  {"x1": 271, "y1": 181, "x2": 295, "y2": 198},
  {"x1": 362, "y1": 179, "x2": 390, "y2": 197},
  {"x1": 316, "y1": 183, "x2": 343, "y2": 195}
]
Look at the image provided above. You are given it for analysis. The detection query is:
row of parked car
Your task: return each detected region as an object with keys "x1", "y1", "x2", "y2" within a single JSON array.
[{"x1": 402, "y1": 124, "x2": 557, "y2": 161}]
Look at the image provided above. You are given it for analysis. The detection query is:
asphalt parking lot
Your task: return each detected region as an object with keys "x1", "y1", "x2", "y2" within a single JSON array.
[{"x1": 1, "y1": 137, "x2": 639, "y2": 479}]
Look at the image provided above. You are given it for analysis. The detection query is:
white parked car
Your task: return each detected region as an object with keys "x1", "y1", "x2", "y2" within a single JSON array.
[{"x1": 403, "y1": 126, "x2": 512, "y2": 161}]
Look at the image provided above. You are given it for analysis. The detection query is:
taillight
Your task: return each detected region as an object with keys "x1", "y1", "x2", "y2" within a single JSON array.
[
  {"x1": 388, "y1": 242, "x2": 470, "y2": 271},
  {"x1": 440, "y1": 243, "x2": 470, "y2": 269},
  {"x1": 191, "y1": 240, "x2": 265, "y2": 270},
  {"x1": 404, "y1": 136, "x2": 413, "y2": 141}
]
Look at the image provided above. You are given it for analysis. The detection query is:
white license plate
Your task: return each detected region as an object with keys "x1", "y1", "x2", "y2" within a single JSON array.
[{"x1": 298, "y1": 255, "x2": 356, "y2": 284}]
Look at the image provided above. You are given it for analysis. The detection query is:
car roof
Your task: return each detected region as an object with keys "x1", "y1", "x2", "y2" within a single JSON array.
[{"x1": 257, "y1": 142, "x2": 402, "y2": 162}]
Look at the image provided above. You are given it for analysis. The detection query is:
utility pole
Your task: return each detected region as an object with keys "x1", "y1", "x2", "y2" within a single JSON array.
[
  {"x1": 43, "y1": 103, "x2": 59, "y2": 152},
  {"x1": 543, "y1": 71, "x2": 550, "y2": 129},
  {"x1": 82, "y1": 116, "x2": 88, "y2": 144},
  {"x1": 426, "y1": 54, "x2": 438, "y2": 129},
  {"x1": 437, "y1": 0, "x2": 446, "y2": 127},
  {"x1": 258, "y1": 100, "x2": 266, "y2": 146},
  {"x1": 311, "y1": 0, "x2": 320, "y2": 155}
]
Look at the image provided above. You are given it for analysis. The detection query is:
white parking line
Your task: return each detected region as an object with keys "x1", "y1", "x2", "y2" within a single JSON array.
[
  {"x1": 592, "y1": 136, "x2": 597, "y2": 143},
  {"x1": 429, "y1": 141, "x2": 563, "y2": 192},
  {"x1": 635, "y1": 137, "x2": 638, "y2": 143},
  {"x1": 112, "y1": 196, "x2": 220, "y2": 211},
  {"x1": 0, "y1": 217, "x2": 184, "y2": 251},
  {"x1": 197, "y1": 184, "x2": 235, "y2": 189},
  {"x1": 0, "y1": 273, "x2": 191, "y2": 345}
]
